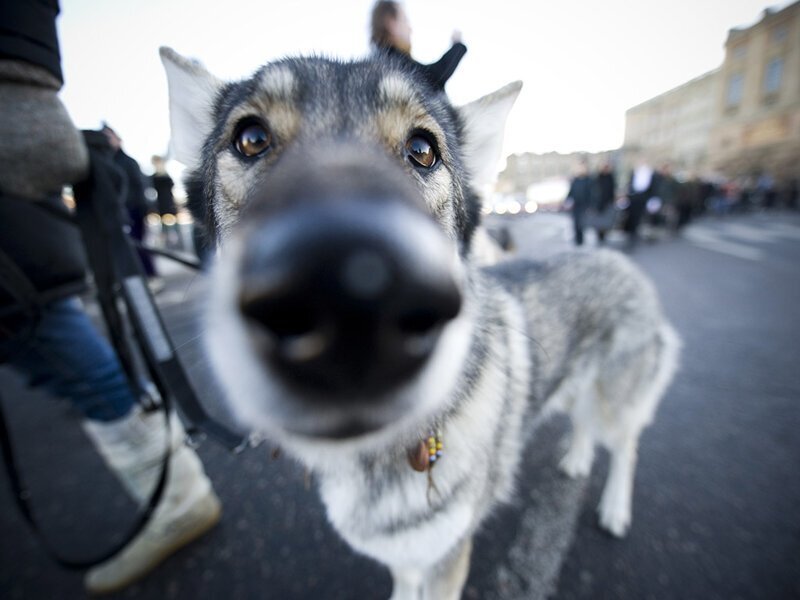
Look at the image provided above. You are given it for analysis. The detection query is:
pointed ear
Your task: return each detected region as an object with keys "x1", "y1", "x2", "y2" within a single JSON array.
[
  {"x1": 458, "y1": 81, "x2": 522, "y2": 194},
  {"x1": 159, "y1": 46, "x2": 223, "y2": 167}
]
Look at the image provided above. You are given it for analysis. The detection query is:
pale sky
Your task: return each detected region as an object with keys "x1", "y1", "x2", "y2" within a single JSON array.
[{"x1": 57, "y1": 0, "x2": 786, "y2": 174}]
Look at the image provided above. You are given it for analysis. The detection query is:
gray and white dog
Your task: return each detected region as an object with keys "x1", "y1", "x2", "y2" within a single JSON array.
[{"x1": 160, "y1": 46, "x2": 680, "y2": 600}]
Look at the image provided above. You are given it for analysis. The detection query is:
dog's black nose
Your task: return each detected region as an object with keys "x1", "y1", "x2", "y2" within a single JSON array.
[{"x1": 238, "y1": 199, "x2": 461, "y2": 396}]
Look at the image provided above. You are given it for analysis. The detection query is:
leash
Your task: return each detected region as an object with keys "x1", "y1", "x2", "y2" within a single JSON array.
[
  {"x1": 71, "y1": 131, "x2": 246, "y2": 451},
  {"x1": 0, "y1": 132, "x2": 249, "y2": 569},
  {"x1": 0, "y1": 388, "x2": 171, "y2": 569}
]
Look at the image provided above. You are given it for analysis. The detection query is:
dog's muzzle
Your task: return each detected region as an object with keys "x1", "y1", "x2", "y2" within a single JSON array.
[{"x1": 236, "y1": 196, "x2": 461, "y2": 398}]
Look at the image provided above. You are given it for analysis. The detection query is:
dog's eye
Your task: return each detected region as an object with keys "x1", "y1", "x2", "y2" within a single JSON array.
[
  {"x1": 234, "y1": 122, "x2": 272, "y2": 158},
  {"x1": 405, "y1": 134, "x2": 437, "y2": 169}
]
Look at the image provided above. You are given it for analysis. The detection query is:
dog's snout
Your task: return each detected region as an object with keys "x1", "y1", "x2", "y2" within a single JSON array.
[{"x1": 238, "y1": 199, "x2": 461, "y2": 395}]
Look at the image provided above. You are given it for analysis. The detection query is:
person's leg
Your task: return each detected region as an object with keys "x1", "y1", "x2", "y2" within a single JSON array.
[
  {"x1": 127, "y1": 208, "x2": 157, "y2": 278},
  {"x1": 6, "y1": 297, "x2": 136, "y2": 421},
  {"x1": 626, "y1": 195, "x2": 644, "y2": 248},
  {"x1": 3, "y1": 297, "x2": 220, "y2": 592},
  {"x1": 572, "y1": 207, "x2": 585, "y2": 246}
]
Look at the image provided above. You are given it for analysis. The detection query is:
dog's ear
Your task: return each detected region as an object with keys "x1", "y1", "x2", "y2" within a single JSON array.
[
  {"x1": 458, "y1": 81, "x2": 523, "y2": 194},
  {"x1": 159, "y1": 46, "x2": 222, "y2": 167}
]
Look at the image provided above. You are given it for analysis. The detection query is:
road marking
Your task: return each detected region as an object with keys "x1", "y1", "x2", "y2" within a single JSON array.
[
  {"x1": 721, "y1": 223, "x2": 783, "y2": 244},
  {"x1": 767, "y1": 222, "x2": 800, "y2": 240},
  {"x1": 683, "y1": 227, "x2": 765, "y2": 261},
  {"x1": 722, "y1": 222, "x2": 800, "y2": 244}
]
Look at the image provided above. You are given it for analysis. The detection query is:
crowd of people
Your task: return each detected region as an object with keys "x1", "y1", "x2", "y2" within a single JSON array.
[{"x1": 566, "y1": 158, "x2": 800, "y2": 249}]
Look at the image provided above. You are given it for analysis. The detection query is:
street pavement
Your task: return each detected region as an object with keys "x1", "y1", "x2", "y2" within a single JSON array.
[{"x1": 1, "y1": 210, "x2": 798, "y2": 599}]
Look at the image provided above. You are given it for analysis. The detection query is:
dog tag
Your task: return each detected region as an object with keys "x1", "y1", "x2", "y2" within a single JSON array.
[{"x1": 409, "y1": 441, "x2": 430, "y2": 472}]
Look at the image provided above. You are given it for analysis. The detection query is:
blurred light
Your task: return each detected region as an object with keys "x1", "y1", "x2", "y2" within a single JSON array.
[
  {"x1": 176, "y1": 211, "x2": 194, "y2": 225},
  {"x1": 646, "y1": 198, "x2": 663, "y2": 214},
  {"x1": 62, "y1": 187, "x2": 76, "y2": 210},
  {"x1": 495, "y1": 205, "x2": 508, "y2": 215},
  {"x1": 162, "y1": 213, "x2": 178, "y2": 226},
  {"x1": 525, "y1": 200, "x2": 538, "y2": 214},
  {"x1": 481, "y1": 203, "x2": 493, "y2": 215},
  {"x1": 508, "y1": 201, "x2": 521, "y2": 215},
  {"x1": 616, "y1": 197, "x2": 630, "y2": 210},
  {"x1": 146, "y1": 213, "x2": 162, "y2": 226}
]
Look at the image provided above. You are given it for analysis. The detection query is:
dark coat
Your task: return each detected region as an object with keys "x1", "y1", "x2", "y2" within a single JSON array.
[
  {"x1": 112, "y1": 150, "x2": 147, "y2": 214},
  {"x1": 0, "y1": 0, "x2": 63, "y2": 82},
  {"x1": 0, "y1": 193, "x2": 88, "y2": 321},
  {"x1": 594, "y1": 171, "x2": 615, "y2": 211},
  {"x1": 152, "y1": 173, "x2": 176, "y2": 215},
  {"x1": 0, "y1": 0, "x2": 88, "y2": 325},
  {"x1": 568, "y1": 175, "x2": 593, "y2": 211}
]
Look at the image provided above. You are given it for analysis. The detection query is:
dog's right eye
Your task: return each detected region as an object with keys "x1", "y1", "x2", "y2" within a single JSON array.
[{"x1": 234, "y1": 122, "x2": 272, "y2": 158}]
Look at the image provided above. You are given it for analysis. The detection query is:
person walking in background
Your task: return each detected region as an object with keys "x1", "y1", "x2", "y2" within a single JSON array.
[
  {"x1": 150, "y1": 155, "x2": 179, "y2": 249},
  {"x1": 626, "y1": 157, "x2": 659, "y2": 249},
  {"x1": 102, "y1": 125, "x2": 163, "y2": 292},
  {"x1": 369, "y1": 0, "x2": 466, "y2": 91},
  {"x1": 566, "y1": 160, "x2": 593, "y2": 246},
  {"x1": 0, "y1": 1, "x2": 220, "y2": 592},
  {"x1": 782, "y1": 177, "x2": 798, "y2": 210},
  {"x1": 756, "y1": 171, "x2": 776, "y2": 209},
  {"x1": 676, "y1": 172, "x2": 702, "y2": 231},
  {"x1": 592, "y1": 161, "x2": 617, "y2": 243},
  {"x1": 654, "y1": 163, "x2": 680, "y2": 230}
]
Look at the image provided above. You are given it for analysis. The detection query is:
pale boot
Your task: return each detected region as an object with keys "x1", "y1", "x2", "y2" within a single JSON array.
[{"x1": 82, "y1": 406, "x2": 222, "y2": 594}]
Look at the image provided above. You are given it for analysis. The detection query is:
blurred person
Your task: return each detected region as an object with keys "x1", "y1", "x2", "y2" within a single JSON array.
[
  {"x1": 370, "y1": 0, "x2": 467, "y2": 90},
  {"x1": 592, "y1": 161, "x2": 617, "y2": 243},
  {"x1": 756, "y1": 171, "x2": 776, "y2": 209},
  {"x1": 787, "y1": 177, "x2": 798, "y2": 210},
  {"x1": 737, "y1": 175, "x2": 755, "y2": 213},
  {"x1": 676, "y1": 172, "x2": 703, "y2": 230},
  {"x1": 626, "y1": 157, "x2": 659, "y2": 248},
  {"x1": 102, "y1": 124, "x2": 164, "y2": 292},
  {"x1": 654, "y1": 163, "x2": 680, "y2": 229},
  {"x1": 0, "y1": 1, "x2": 220, "y2": 593},
  {"x1": 565, "y1": 160, "x2": 593, "y2": 246},
  {"x1": 150, "y1": 155, "x2": 179, "y2": 249}
]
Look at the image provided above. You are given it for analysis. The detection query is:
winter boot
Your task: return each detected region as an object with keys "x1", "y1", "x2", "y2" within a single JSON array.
[{"x1": 82, "y1": 406, "x2": 222, "y2": 594}]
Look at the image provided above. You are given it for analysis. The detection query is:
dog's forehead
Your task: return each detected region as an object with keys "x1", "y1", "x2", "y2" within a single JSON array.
[{"x1": 242, "y1": 56, "x2": 449, "y2": 126}]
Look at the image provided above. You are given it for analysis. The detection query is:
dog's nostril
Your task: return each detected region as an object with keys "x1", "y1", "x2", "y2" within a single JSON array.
[
  {"x1": 397, "y1": 309, "x2": 444, "y2": 335},
  {"x1": 240, "y1": 298, "x2": 320, "y2": 339}
]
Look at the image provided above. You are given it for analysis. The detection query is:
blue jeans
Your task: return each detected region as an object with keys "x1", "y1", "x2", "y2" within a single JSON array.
[{"x1": 0, "y1": 297, "x2": 136, "y2": 422}]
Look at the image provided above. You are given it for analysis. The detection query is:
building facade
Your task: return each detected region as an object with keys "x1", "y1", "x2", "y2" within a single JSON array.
[
  {"x1": 497, "y1": 149, "x2": 618, "y2": 197},
  {"x1": 623, "y1": 69, "x2": 721, "y2": 175},
  {"x1": 709, "y1": 1, "x2": 800, "y2": 179}
]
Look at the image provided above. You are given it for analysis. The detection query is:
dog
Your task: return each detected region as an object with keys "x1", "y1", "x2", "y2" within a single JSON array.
[{"x1": 160, "y1": 46, "x2": 680, "y2": 600}]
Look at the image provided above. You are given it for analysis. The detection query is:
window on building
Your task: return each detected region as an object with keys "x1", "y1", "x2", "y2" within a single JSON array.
[
  {"x1": 727, "y1": 73, "x2": 744, "y2": 107},
  {"x1": 763, "y1": 57, "x2": 784, "y2": 96},
  {"x1": 772, "y1": 25, "x2": 788, "y2": 43}
]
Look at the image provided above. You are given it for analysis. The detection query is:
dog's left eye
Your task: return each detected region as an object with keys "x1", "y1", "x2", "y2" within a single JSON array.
[
  {"x1": 405, "y1": 134, "x2": 437, "y2": 169},
  {"x1": 234, "y1": 122, "x2": 272, "y2": 158}
]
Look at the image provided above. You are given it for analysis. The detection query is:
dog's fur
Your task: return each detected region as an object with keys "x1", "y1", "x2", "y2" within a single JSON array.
[{"x1": 161, "y1": 47, "x2": 680, "y2": 599}]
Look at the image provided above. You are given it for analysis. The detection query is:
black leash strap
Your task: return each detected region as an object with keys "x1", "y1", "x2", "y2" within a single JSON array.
[
  {"x1": 0, "y1": 249, "x2": 44, "y2": 321},
  {"x1": 0, "y1": 135, "x2": 244, "y2": 569},
  {"x1": 72, "y1": 133, "x2": 246, "y2": 452},
  {"x1": 0, "y1": 388, "x2": 172, "y2": 569}
]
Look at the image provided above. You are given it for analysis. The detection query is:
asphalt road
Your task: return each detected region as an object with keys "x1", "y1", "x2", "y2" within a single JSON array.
[{"x1": 1, "y1": 210, "x2": 798, "y2": 599}]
